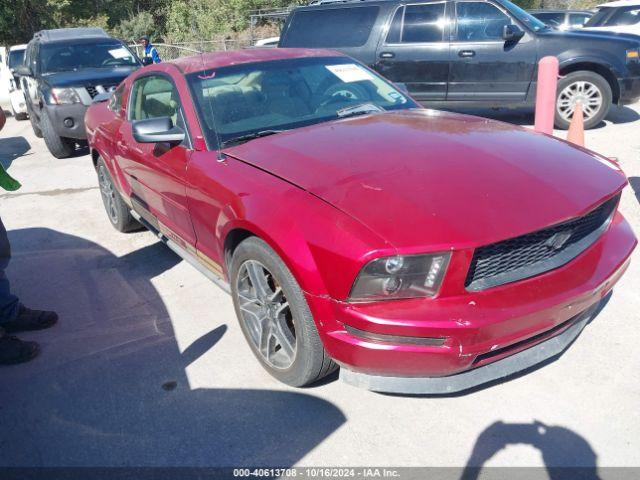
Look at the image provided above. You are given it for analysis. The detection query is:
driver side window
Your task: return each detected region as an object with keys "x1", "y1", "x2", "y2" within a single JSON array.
[
  {"x1": 455, "y1": 1, "x2": 513, "y2": 41},
  {"x1": 129, "y1": 75, "x2": 183, "y2": 129}
]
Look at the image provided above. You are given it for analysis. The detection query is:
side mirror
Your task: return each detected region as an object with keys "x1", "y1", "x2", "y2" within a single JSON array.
[
  {"x1": 141, "y1": 57, "x2": 153, "y2": 66},
  {"x1": 14, "y1": 65, "x2": 33, "y2": 77},
  {"x1": 132, "y1": 117, "x2": 185, "y2": 144},
  {"x1": 503, "y1": 24, "x2": 525, "y2": 42}
]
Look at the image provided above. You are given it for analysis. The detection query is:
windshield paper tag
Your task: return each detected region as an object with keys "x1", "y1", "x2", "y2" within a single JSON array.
[
  {"x1": 326, "y1": 64, "x2": 374, "y2": 83},
  {"x1": 108, "y1": 47, "x2": 131, "y2": 59}
]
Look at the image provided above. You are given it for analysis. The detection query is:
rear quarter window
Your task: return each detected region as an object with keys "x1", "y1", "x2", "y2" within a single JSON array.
[{"x1": 282, "y1": 6, "x2": 380, "y2": 48}]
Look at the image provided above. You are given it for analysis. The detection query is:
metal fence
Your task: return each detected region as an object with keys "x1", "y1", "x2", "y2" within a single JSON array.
[{"x1": 129, "y1": 39, "x2": 254, "y2": 61}]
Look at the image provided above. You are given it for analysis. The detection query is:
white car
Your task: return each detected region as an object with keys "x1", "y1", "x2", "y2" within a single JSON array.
[
  {"x1": 254, "y1": 37, "x2": 280, "y2": 48},
  {"x1": 0, "y1": 45, "x2": 28, "y2": 120},
  {"x1": 7, "y1": 45, "x2": 28, "y2": 120},
  {"x1": 584, "y1": 0, "x2": 640, "y2": 35}
]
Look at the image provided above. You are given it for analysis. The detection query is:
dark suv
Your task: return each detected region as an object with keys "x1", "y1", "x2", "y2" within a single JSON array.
[
  {"x1": 279, "y1": 0, "x2": 640, "y2": 129},
  {"x1": 16, "y1": 28, "x2": 141, "y2": 158}
]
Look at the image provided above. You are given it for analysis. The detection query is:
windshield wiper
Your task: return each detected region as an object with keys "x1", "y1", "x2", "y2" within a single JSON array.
[
  {"x1": 336, "y1": 103, "x2": 384, "y2": 119},
  {"x1": 220, "y1": 129, "x2": 285, "y2": 147}
]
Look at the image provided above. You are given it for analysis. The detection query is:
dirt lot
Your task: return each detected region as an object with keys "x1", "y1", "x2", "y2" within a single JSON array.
[{"x1": 1, "y1": 104, "x2": 639, "y2": 475}]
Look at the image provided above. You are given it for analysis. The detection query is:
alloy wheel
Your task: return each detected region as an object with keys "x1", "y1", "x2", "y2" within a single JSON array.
[
  {"x1": 556, "y1": 81, "x2": 603, "y2": 122},
  {"x1": 236, "y1": 260, "x2": 297, "y2": 369},
  {"x1": 98, "y1": 165, "x2": 119, "y2": 224}
]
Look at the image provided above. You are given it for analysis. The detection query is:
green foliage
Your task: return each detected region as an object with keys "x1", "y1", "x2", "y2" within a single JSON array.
[
  {"x1": 511, "y1": 0, "x2": 543, "y2": 10},
  {"x1": 113, "y1": 11, "x2": 157, "y2": 43},
  {"x1": 165, "y1": 0, "x2": 302, "y2": 42}
]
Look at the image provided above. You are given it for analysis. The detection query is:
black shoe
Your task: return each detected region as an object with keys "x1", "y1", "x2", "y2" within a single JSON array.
[
  {"x1": 0, "y1": 335, "x2": 39, "y2": 365},
  {"x1": 2, "y1": 305, "x2": 58, "y2": 334}
]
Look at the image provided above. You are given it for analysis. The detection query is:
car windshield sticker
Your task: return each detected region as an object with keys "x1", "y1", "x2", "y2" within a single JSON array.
[
  {"x1": 108, "y1": 47, "x2": 131, "y2": 59},
  {"x1": 326, "y1": 64, "x2": 374, "y2": 83}
]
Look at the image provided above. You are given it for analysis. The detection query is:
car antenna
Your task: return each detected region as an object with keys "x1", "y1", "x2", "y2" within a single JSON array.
[{"x1": 193, "y1": 20, "x2": 226, "y2": 162}]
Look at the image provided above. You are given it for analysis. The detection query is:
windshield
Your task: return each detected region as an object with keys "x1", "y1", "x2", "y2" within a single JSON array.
[
  {"x1": 187, "y1": 56, "x2": 417, "y2": 148},
  {"x1": 39, "y1": 41, "x2": 138, "y2": 73},
  {"x1": 8, "y1": 49, "x2": 25, "y2": 70},
  {"x1": 500, "y1": 0, "x2": 549, "y2": 31}
]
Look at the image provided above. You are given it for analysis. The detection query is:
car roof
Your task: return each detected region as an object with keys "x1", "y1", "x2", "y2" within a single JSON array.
[
  {"x1": 9, "y1": 44, "x2": 28, "y2": 51},
  {"x1": 33, "y1": 27, "x2": 110, "y2": 43},
  {"x1": 598, "y1": 0, "x2": 640, "y2": 7},
  {"x1": 170, "y1": 48, "x2": 346, "y2": 74}
]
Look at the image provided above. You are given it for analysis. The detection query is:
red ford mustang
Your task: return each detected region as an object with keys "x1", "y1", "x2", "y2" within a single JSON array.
[{"x1": 85, "y1": 48, "x2": 636, "y2": 394}]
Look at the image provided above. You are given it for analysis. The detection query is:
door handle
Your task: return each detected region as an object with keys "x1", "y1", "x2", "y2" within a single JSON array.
[
  {"x1": 379, "y1": 51, "x2": 395, "y2": 59},
  {"x1": 458, "y1": 50, "x2": 476, "y2": 58}
]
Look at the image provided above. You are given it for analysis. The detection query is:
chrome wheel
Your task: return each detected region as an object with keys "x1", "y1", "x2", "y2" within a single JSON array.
[
  {"x1": 557, "y1": 81, "x2": 603, "y2": 122},
  {"x1": 98, "y1": 164, "x2": 118, "y2": 224},
  {"x1": 236, "y1": 260, "x2": 296, "y2": 369}
]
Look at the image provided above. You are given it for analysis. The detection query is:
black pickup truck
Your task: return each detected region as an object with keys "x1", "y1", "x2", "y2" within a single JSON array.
[{"x1": 279, "y1": 0, "x2": 640, "y2": 129}]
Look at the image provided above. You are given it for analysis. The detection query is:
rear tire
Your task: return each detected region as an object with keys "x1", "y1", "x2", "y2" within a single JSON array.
[
  {"x1": 554, "y1": 71, "x2": 612, "y2": 130},
  {"x1": 40, "y1": 110, "x2": 75, "y2": 158},
  {"x1": 96, "y1": 157, "x2": 141, "y2": 233},
  {"x1": 230, "y1": 237, "x2": 337, "y2": 387}
]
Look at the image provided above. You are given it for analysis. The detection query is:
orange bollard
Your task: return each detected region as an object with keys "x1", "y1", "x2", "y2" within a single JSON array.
[
  {"x1": 534, "y1": 56, "x2": 559, "y2": 135},
  {"x1": 566, "y1": 102, "x2": 585, "y2": 147}
]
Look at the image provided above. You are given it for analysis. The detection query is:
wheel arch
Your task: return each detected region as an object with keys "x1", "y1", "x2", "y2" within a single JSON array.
[{"x1": 559, "y1": 61, "x2": 619, "y2": 103}]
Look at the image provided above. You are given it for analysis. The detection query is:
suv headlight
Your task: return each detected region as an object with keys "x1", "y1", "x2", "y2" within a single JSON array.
[
  {"x1": 50, "y1": 87, "x2": 81, "y2": 104},
  {"x1": 349, "y1": 252, "x2": 450, "y2": 302}
]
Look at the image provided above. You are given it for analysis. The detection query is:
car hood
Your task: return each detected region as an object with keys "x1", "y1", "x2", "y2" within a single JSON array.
[
  {"x1": 42, "y1": 66, "x2": 139, "y2": 87},
  {"x1": 223, "y1": 109, "x2": 626, "y2": 250},
  {"x1": 539, "y1": 27, "x2": 640, "y2": 45}
]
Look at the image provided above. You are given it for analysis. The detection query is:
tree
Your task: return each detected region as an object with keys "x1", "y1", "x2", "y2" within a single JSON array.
[{"x1": 113, "y1": 11, "x2": 157, "y2": 43}]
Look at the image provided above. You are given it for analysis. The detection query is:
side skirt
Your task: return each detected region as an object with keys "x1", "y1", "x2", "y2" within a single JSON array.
[{"x1": 130, "y1": 210, "x2": 230, "y2": 294}]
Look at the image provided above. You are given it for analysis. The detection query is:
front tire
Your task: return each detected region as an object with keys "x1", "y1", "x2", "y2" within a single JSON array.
[
  {"x1": 96, "y1": 157, "x2": 141, "y2": 233},
  {"x1": 27, "y1": 105, "x2": 42, "y2": 138},
  {"x1": 230, "y1": 237, "x2": 337, "y2": 387},
  {"x1": 40, "y1": 110, "x2": 75, "y2": 158},
  {"x1": 554, "y1": 71, "x2": 612, "y2": 130}
]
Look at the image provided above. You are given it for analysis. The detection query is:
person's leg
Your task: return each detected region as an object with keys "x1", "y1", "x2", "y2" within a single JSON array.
[
  {"x1": 0, "y1": 218, "x2": 40, "y2": 365},
  {"x1": 0, "y1": 217, "x2": 58, "y2": 335},
  {"x1": 0, "y1": 217, "x2": 20, "y2": 324}
]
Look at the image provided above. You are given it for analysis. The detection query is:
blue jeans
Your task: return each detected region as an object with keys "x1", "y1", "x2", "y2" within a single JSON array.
[{"x1": 0, "y1": 217, "x2": 20, "y2": 324}]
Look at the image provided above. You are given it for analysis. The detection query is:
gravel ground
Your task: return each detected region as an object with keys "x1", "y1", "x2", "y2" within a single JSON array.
[{"x1": 0, "y1": 104, "x2": 639, "y2": 476}]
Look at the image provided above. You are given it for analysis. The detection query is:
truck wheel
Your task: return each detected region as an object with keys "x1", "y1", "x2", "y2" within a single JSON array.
[
  {"x1": 230, "y1": 237, "x2": 337, "y2": 387},
  {"x1": 96, "y1": 157, "x2": 141, "y2": 233},
  {"x1": 27, "y1": 105, "x2": 43, "y2": 137},
  {"x1": 40, "y1": 110, "x2": 75, "y2": 158},
  {"x1": 555, "y1": 71, "x2": 612, "y2": 130}
]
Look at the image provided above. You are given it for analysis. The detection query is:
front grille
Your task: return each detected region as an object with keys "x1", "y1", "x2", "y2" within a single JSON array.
[
  {"x1": 85, "y1": 84, "x2": 116, "y2": 99},
  {"x1": 465, "y1": 194, "x2": 619, "y2": 291}
]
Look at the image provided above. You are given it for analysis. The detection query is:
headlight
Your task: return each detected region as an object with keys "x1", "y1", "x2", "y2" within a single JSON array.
[
  {"x1": 50, "y1": 87, "x2": 81, "y2": 104},
  {"x1": 349, "y1": 252, "x2": 450, "y2": 302}
]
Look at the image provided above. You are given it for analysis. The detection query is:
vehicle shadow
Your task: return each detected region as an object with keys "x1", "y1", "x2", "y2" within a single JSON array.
[
  {"x1": 628, "y1": 177, "x2": 640, "y2": 205},
  {"x1": 0, "y1": 135, "x2": 31, "y2": 170},
  {"x1": 0, "y1": 228, "x2": 346, "y2": 468},
  {"x1": 460, "y1": 420, "x2": 599, "y2": 480}
]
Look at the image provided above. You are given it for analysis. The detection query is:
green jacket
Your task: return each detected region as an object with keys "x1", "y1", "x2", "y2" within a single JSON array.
[{"x1": 0, "y1": 163, "x2": 21, "y2": 191}]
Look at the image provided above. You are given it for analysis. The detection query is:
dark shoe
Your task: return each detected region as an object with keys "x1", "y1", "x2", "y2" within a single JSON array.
[
  {"x1": 0, "y1": 335, "x2": 39, "y2": 365},
  {"x1": 2, "y1": 305, "x2": 58, "y2": 333}
]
